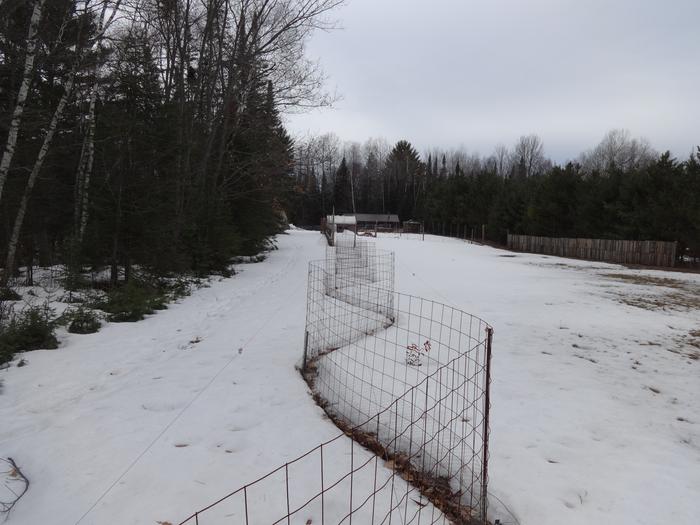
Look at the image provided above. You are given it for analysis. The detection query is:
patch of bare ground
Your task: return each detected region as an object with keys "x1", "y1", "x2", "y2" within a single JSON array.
[
  {"x1": 671, "y1": 330, "x2": 700, "y2": 361},
  {"x1": 687, "y1": 329, "x2": 700, "y2": 346},
  {"x1": 620, "y1": 293, "x2": 700, "y2": 311},
  {"x1": 600, "y1": 273, "x2": 700, "y2": 311},
  {"x1": 600, "y1": 273, "x2": 694, "y2": 289},
  {"x1": 530, "y1": 262, "x2": 611, "y2": 271}
]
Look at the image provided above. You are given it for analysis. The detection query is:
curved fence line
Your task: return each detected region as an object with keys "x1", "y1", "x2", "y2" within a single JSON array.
[{"x1": 178, "y1": 235, "x2": 493, "y2": 525}]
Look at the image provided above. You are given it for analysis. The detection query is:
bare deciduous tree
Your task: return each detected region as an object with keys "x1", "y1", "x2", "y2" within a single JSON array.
[
  {"x1": 579, "y1": 128, "x2": 656, "y2": 173},
  {"x1": 0, "y1": 0, "x2": 46, "y2": 204},
  {"x1": 493, "y1": 143, "x2": 510, "y2": 177},
  {"x1": 512, "y1": 134, "x2": 546, "y2": 177}
]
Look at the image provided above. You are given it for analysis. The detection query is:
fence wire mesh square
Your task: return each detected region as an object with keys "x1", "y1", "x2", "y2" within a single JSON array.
[{"x1": 178, "y1": 234, "x2": 493, "y2": 525}]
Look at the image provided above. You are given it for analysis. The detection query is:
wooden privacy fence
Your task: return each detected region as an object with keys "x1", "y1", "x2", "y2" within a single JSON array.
[{"x1": 507, "y1": 234, "x2": 677, "y2": 267}]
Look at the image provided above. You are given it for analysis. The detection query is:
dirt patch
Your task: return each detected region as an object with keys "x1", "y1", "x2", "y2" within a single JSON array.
[
  {"x1": 530, "y1": 262, "x2": 611, "y2": 271},
  {"x1": 600, "y1": 273, "x2": 695, "y2": 289},
  {"x1": 673, "y1": 330, "x2": 700, "y2": 361},
  {"x1": 601, "y1": 273, "x2": 700, "y2": 311},
  {"x1": 553, "y1": 263, "x2": 611, "y2": 270},
  {"x1": 620, "y1": 293, "x2": 700, "y2": 311}
]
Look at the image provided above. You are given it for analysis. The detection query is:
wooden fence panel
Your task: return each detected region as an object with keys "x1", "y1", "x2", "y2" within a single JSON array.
[{"x1": 506, "y1": 234, "x2": 677, "y2": 267}]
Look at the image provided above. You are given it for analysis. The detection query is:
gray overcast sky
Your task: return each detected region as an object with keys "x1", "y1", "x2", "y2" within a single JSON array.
[{"x1": 286, "y1": 0, "x2": 700, "y2": 162}]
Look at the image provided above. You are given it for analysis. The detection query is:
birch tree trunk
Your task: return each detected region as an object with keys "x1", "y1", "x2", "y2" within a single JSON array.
[
  {"x1": 77, "y1": 87, "x2": 97, "y2": 241},
  {"x1": 76, "y1": 4, "x2": 108, "y2": 243},
  {"x1": 2, "y1": 73, "x2": 76, "y2": 285},
  {"x1": 0, "y1": 0, "x2": 46, "y2": 203},
  {"x1": 1, "y1": 0, "x2": 122, "y2": 284}
]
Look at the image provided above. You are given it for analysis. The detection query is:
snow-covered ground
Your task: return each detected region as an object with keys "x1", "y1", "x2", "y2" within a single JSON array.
[
  {"x1": 1, "y1": 230, "x2": 699, "y2": 524},
  {"x1": 0, "y1": 231, "x2": 338, "y2": 524},
  {"x1": 381, "y1": 233, "x2": 700, "y2": 525}
]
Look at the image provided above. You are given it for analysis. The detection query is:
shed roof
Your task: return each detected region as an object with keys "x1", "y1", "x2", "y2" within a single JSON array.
[
  {"x1": 354, "y1": 213, "x2": 400, "y2": 223},
  {"x1": 327, "y1": 215, "x2": 356, "y2": 225}
]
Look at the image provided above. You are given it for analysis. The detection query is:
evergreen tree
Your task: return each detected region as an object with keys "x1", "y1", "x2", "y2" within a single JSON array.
[
  {"x1": 383, "y1": 140, "x2": 422, "y2": 219},
  {"x1": 333, "y1": 157, "x2": 351, "y2": 213},
  {"x1": 439, "y1": 155, "x2": 447, "y2": 177}
]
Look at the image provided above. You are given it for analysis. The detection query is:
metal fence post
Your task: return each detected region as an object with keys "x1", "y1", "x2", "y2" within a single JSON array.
[
  {"x1": 302, "y1": 329, "x2": 309, "y2": 372},
  {"x1": 481, "y1": 326, "x2": 494, "y2": 521}
]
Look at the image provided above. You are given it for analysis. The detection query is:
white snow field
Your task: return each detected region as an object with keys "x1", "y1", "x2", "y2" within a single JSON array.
[
  {"x1": 1, "y1": 230, "x2": 699, "y2": 525},
  {"x1": 379, "y1": 233, "x2": 700, "y2": 525}
]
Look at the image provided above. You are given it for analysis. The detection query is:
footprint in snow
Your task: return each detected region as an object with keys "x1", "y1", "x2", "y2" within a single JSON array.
[{"x1": 141, "y1": 401, "x2": 185, "y2": 412}]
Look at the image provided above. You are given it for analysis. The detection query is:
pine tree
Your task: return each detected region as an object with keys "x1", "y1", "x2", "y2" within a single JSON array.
[
  {"x1": 383, "y1": 140, "x2": 422, "y2": 219},
  {"x1": 333, "y1": 157, "x2": 351, "y2": 213}
]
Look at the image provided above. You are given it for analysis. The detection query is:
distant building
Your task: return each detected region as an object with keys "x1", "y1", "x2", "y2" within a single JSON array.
[
  {"x1": 324, "y1": 213, "x2": 401, "y2": 237},
  {"x1": 402, "y1": 219, "x2": 423, "y2": 234},
  {"x1": 325, "y1": 215, "x2": 356, "y2": 235},
  {"x1": 326, "y1": 215, "x2": 356, "y2": 226},
  {"x1": 353, "y1": 214, "x2": 400, "y2": 230}
]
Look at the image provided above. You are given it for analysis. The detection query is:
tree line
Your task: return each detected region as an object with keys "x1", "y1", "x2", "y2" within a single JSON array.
[
  {"x1": 0, "y1": 0, "x2": 340, "y2": 289},
  {"x1": 288, "y1": 130, "x2": 700, "y2": 261},
  {"x1": 1, "y1": 0, "x2": 697, "y2": 292}
]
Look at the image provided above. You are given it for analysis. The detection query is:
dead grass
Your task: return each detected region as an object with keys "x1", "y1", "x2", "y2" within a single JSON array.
[
  {"x1": 552, "y1": 263, "x2": 611, "y2": 270},
  {"x1": 601, "y1": 272, "x2": 700, "y2": 311},
  {"x1": 673, "y1": 330, "x2": 700, "y2": 361},
  {"x1": 531, "y1": 262, "x2": 610, "y2": 271},
  {"x1": 619, "y1": 293, "x2": 700, "y2": 311},
  {"x1": 600, "y1": 273, "x2": 692, "y2": 289}
]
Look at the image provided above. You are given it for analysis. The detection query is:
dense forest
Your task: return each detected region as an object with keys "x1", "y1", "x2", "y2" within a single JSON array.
[
  {"x1": 0, "y1": 0, "x2": 339, "y2": 290},
  {"x1": 289, "y1": 130, "x2": 700, "y2": 260}
]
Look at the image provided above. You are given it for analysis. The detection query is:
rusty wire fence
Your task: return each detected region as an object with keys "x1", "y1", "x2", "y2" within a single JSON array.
[{"x1": 178, "y1": 235, "x2": 493, "y2": 525}]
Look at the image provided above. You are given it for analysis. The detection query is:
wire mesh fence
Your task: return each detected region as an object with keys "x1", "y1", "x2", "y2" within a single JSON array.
[{"x1": 178, "y1": 234, "x2": 493, "y2": 525}]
